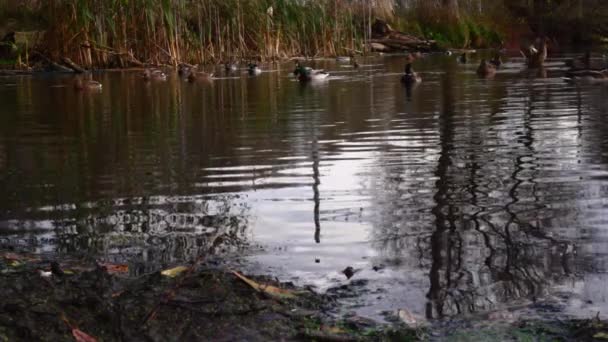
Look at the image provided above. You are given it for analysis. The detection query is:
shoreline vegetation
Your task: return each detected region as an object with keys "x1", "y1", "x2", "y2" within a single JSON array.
[
  {"x1": 0, "y1": 0, "x2": 592, "y2": 70},
  {"x1": 2, "y1": 0, "x2": 605, "y2": 72}
]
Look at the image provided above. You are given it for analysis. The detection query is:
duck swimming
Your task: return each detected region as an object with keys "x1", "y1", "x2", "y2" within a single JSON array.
[
  {"x1": 489, "y1": 53, "x2": 502, "y2": 68},
  {"x1": 187, "y1": 70, "x2": 214, "y2": 82},
  {"x1": 143, "y1": 68, "x2": 167, "y2": 81},
  {"x1": 178, "y1": 63, "x2": 194, "y2": 78},
  {"x1": 458, "y1": 53, "x2": 467, "y2": 64},
  {"x1": 564, "y1": 69, "x2": 608, "y2": 83},
  {"x1": 225, "y1": 61, "x2": 238, "y2": 73},
  {"x1": 248, "y1": 63, "x2": 262, "y2": 76},
  {"x1": 294, "y1": 61, "x2": 329, "y2": 82},
  {"x1": 565, "y1": 51, "x2": 591, "y2": 70},
  {"x1": 477, "y1": 59, "x2": 497, "y2": 77},
  {"x1": 74, "y1": 78, "x2": 102, "y2": 91},
  {"x1": 401, "y1": 63, "x2": 421, "y2": 84}
]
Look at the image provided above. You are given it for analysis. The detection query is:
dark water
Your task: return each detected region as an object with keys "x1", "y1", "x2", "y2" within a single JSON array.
[{"x1": 2, "y1": 54, "x2": 608, "y2": 323}]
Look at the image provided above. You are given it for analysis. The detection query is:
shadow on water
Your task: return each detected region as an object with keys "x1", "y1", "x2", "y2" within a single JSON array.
[{"x1": 2, "y1": 54, "x2": 608, "y2": 322}]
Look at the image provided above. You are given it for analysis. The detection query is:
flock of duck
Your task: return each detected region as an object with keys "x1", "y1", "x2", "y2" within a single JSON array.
[{"x1": 71, "y1": 39, "x2": 608, "y2": 91}]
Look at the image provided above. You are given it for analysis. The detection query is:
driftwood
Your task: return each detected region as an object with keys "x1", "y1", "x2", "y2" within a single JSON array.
[
  {"x1": 31, "y1": 52, "x2": 74, "y2": 72},
  {"x1": 61, "y1": 57, "x2": 86, "y2": 73},
  {"x1": 369, "y1": 19, "x2": 437, "y2": 53}
]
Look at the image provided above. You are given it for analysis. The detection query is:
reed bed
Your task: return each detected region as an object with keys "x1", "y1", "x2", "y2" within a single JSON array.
[{"x1": 36, "y1": 0, "x2": 399, "y2": 68}]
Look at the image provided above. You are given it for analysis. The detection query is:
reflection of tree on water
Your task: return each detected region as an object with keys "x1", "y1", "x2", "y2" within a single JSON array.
[
  {"x1": 313, "y1": 136, "x2": 321, "y2": 243},
  {"x1": 423, "y1": 72, "x2": 577, "y2": 318},
  {"x1": 368, "y1": 68, "x2": 581, "y2": 319}
]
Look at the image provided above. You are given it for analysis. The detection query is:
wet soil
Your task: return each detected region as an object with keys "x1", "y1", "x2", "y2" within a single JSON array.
[
  {"x1": 2, "y1": 252, "x2": 608, "y2": 341},
  {"x1": 0, "y1": 252, "x2": 420, "y2": 341}
]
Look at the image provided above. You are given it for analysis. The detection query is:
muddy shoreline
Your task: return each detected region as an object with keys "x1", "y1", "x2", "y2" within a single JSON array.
[
  {"x1": 1, "y1": 252, "x2": 607, "y2": 341},
  {"x1": 0, "y1": 252, "x2": 420, "y2": 341}
]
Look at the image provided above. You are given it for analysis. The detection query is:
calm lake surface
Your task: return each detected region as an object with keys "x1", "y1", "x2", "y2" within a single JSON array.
[{"x1": 2, "y1": 54, "x2": 608, "y2": 323}]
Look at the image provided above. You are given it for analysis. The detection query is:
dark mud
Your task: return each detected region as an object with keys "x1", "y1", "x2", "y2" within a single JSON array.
[{"x1": 0, "y1": 252, "x2": 420, "y2": 341}]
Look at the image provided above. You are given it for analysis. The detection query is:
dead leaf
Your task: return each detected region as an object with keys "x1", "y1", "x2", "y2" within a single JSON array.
[
  {"x1": 99, "y1": 263, "x2": 129, "y2": 274},
  {"x1": 72, "y1": 328, "x2": 97, "y2": 342},
  {"x1": 397, "y1": 308, "x2": 418, "y2": 326},
  {"x1": 8, "y1": 260, "x2": 22, "y2": 267},
  {"x1": 232, "y1": 271, "x2": 297, "y2": 299},
  {"x1": 321, "y1": 325, "x2": 346, "y2": 335},
  {"x1": 161, "y1": 266, "x2": 188, "y2": 278},
  {"x1": 594, "y1": 332, "x2": 608, "y2": 340}
]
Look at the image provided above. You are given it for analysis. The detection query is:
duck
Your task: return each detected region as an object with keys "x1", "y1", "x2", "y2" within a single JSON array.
[
  {"x1": 248, "y1": 63, "x2": 262, "y2": 76},
  {"x1": 187, "y1": 70, "x2": 214, "y2": 82},
  {"x1": 489, "y1": 53, "x2": 502, "y2": 68},
  {"x1": 352, "y1": 58, "x2": 360, "y2": 69},
  {"x1": 224, "y1": 61, "x2": 238, "y2": 73},
  {"x1": 565, "y1": 51, "x2": 591, "y2": 70},
  {"x1": 477, "y1": 59, "x2": 497, "y2": 77},
  {"x1": 564, "y1": 69, "x2": 608, "y2": 83},
  {"x1": 401, "y1": 63, "x2": 421, "y2": 84},
  {"x1": 143, "y1": 68, "x2": 167, "y2": 81},
  {"x1": 458, "y1": 53, "x2": 467, "y2": 64},
  {"x1": 178, "y1": 63, "x2": 195, "y2": 78},
  {"x1": 521, "y1": 37, "x2": 548, "y2": 68},
  {"x1": 293, "y1": 61, "x2": 311, "y2": 78},
  {"x1": 294, "y1": 62, "x2": 329, "y2": 82},
  {"x1": 74, "y1": 78, "x2": 102, "y2": 91}
]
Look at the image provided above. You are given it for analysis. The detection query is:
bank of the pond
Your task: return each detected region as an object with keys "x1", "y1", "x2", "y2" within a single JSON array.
[
  {"x1": 0, "y1": 252, "x2": 420, "y2": 341},
  {"x1": 2, "y1": 252, "x2": 608, "y2": 341}
]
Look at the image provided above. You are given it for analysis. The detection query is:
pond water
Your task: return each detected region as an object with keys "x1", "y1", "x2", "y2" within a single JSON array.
[{"x1": 2, "y1": 53, "x2": 608, "y2": 324}]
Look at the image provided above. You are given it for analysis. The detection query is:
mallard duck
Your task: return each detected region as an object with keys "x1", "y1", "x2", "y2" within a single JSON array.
[
  {"x1": 458, "y1": 53, "x2": 467, "y2": 64},
  {"x1": 294, "y1": 62, "x2": 329, "y2": 82},
  {"x1": 178, "y1": 63, "x2": 194, "y2": 78},
  {"x1": 564, "y1": 69, "x2": 608, "y2": 83},
  {"x1": 565, "y1": 51, "x2": 591, "y2": 70},
  {"x1": 477, "y1": 59, "x2": 497, "y2": 77},
  {"x1": 489, "y1": 53, "x2": 502, "y2": 68},
  {"x1": 521, "y1": 37, "x2": 548, "y2": 68},
  {"x1": 248, "y1": 63, "x2": 262, "y2": 76},
  {"x1": 401, "y1": 63, "x2": 421, "y2": 84},
  {"x1": 187, "y1": 71, "x2": 214, "y2": 82},
  {"x1": 74, "y1": 78, "x2": 102, "y2": 91},
  {"x1": 224, "y1": 61, "x2": 238, "y2": 73},
  {"x1": 293, "y1": 61, "x2": 314, "y2": 76},
  {"x1": 143, "y1": 68, "x2": 167, "y2": 81}
]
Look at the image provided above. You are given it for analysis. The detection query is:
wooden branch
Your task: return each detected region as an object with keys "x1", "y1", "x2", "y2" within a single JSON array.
[{"x1": 61, "y1": 57, "x2": 86, "y2": 73}]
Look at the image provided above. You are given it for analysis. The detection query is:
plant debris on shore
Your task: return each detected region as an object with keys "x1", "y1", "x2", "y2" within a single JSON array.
[{"x1": 0, "y1": 252, "x2": 421, "y2": 341}]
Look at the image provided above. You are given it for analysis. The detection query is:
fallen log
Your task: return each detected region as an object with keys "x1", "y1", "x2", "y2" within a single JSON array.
[
  {"x1": 61, "y1": 57, "x2": 86, "y2": 73},
  {"x1": 370, "y1": 19, "x2": 438, "y2": 53},
  {"x1": 31, "y1": 52, "x2": 73, "y2": 72}
]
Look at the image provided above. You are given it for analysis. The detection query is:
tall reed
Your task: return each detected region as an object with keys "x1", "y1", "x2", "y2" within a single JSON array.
[{"x1": 37, "y1": 0, "x2": 397, "y2": 68}]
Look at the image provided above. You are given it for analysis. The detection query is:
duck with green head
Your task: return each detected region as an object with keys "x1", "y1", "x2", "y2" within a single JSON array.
[
  {"x1": 401, "y1": 63, "x2": 421, "y2": 84},
  {"x1": 293, "y1": 61, "x2": 328, "y2": 82},
  {"x1": 248, "y1": 63, "x2": 262, "y2": 76}
]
